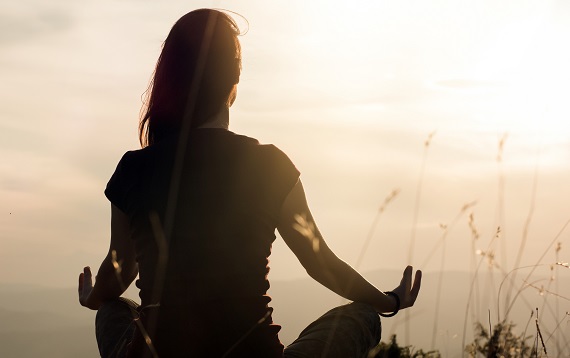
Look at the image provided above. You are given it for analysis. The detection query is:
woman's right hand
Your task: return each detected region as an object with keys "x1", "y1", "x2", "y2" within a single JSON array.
[
  {"x1": 78, "y1": 266, "x2": 100, "y2": 310},
  {"x1": 390, "y1": 266, "x2": 422, "y2": 310}
]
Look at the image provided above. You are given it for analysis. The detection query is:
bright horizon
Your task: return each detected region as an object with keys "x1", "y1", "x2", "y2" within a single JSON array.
[{"x1": 1, "y1": 0, "x2": 569, "y2": 294}]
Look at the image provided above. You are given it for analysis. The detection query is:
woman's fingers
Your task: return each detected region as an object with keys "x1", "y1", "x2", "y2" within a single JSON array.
[
  {"x1": 83, "y1": 266, "x2": 92, "y2": 279},
  {"x1": 78, "y1": 271, "x2": 85, "y2": 305},
  {"x1": 78, "y1": 273, "x2": 84, "y2": 295},
  {"x1": 78, "y1": 266, "x2": 93, "y2": 306},
  {"x1": 403, "y1": 266, "x2": 412, "y2": 292},
  {"x1": 396, "y1": 266, "x2": 422, "y2": 308},
  {"x1": 83, "y1": 267, "x2": 93, "y2": 291},
  {"x1": 410, "y1": 269, "x2": 422, "y2": 305}
]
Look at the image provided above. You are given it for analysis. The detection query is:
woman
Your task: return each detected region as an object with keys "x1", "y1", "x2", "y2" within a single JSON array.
[{"x1": 78, "y1": 9, "x2": 421, "y2": 358}]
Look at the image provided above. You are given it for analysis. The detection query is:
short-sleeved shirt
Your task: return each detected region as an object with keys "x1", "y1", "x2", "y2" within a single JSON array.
[{"x1": 105, "y1": 129, "x2": 299, "y2": 357}]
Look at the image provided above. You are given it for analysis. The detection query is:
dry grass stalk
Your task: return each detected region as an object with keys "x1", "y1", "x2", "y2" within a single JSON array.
[
  {"x1": 535, "y1": 308, "x2": 549, "y2": 357},
  {"x1": 357, "y1": 188, "x2": 400, "y2": 270},
  {"x1": 292, "y1": 188, "x2": 400, "y2": 357},
  {"x1": 506, "y1": 154, "x2": 540, "y2": 321},
  {"x1": 405, "y1": 131, "x2": 434, "y2": 345},
  {"x1": 461, "y1": 225, "x2": 502, "y2": 354},
  {"x1": 110, "y1": 250, "x2": 159, "y2": 358},
  {"x1": 420, "y1": 201, "x2": 477, "y2": 269},
  {"x1": 505, "y1": 219, "x2": 570, "y2": 319},
  {"x1": 292, "y1": 212, "x2": 344, "y2": 358},
  {"x1": 495, "y1": 133, "x2": 508, "y2": 281},
  {"x1": 496, "y1": 133, "x2": 508, "y2": 163},
  {"x1": 545, "y1": 312, "x2": 570, "y2": 346},
  {"x1": 467, "y1": 213, "x2": 482, "y2": 322},
  {"x1": 424, "y1": 202, "x2": 476, "y2": 349},
  {"x1": 522, "y1": 309, "x2": 534, "y2": 348},
  {"x1": 293, "y1": 213, "x2": 320, "y2": 253}
]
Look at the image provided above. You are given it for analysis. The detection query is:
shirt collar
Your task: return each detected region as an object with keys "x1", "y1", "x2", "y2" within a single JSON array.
[{"x1": 197, "y1": 107, "x2": 229, "y2": 130}]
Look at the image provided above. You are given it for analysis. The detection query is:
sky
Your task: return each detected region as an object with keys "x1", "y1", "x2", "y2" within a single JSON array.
[{"x1": 1, "y1": 0, "x2": 569, "y2": 291}]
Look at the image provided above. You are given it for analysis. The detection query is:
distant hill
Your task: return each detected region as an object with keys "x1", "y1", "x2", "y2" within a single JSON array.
[
  {"x1": 0, "y1": 327, "x2": 96, "y2": 358},
  {"x1": 274, "y1": 268, "x2": 570, "y2": 357},
  {"x1": 1, "y1": 269, "x2": 567, "y2": 357},
  {"x1": 0, "y1": 285, "x2": 99, "y2": 357}
]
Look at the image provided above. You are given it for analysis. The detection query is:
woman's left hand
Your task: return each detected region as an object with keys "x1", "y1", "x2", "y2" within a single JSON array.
[
  {"x1": 391, "y1": 265, "x2": 422, "y2": 310},
  {"x1": 78, "y1": 266, "x2": 99, "y2": 310}
]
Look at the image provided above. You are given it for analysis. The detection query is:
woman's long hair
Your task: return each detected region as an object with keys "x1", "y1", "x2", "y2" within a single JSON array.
[{"x1": 139, "y1": 9, "x2": 241, "y2": 147}]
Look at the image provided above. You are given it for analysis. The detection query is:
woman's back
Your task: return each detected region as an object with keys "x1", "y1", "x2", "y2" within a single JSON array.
[{"x1": 105, "y1": 128, "x2": 299, "y2": 356}]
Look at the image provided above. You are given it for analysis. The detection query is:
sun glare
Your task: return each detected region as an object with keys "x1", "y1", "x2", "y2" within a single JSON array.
[
  {"x1": 289, "y1": 1, "x2": 570, "y2": 147},
  {"x1": 466, "y1": 11, "x2": 570, "y2": 138}
]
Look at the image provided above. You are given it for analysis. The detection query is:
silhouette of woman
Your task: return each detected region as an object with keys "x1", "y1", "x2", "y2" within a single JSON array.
[{"x1": 78, "y1": 9, "x2": 421, "y2": 358}]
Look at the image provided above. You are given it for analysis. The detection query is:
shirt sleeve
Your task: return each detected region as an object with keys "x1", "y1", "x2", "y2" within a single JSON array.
[
  {"x1": 262, "y1": 145, "x2": 300, "y2": 212},
  {"x1": 104, "y1": 151, "x2": 140, "y2": 214}
]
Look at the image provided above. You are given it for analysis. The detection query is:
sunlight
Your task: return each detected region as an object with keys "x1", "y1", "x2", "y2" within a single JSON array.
[
  {"x1": 470, "y1": 14, "x2": 570, "y2": 142},
  {"x1": 471, "y1": 79, "x2": 570, "y2": 144}
]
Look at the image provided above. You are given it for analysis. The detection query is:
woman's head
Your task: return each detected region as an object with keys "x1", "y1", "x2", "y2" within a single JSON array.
[{"x1": 140, "y1": 9, "x2": 242, "y2": 147}]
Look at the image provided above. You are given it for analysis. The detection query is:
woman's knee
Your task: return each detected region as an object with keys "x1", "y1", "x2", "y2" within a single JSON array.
[
  {"x1": 343, "y1": 302, "x2": 381, "y2": 338},
  {"x1": 319, "y1": 302, "x2": 381, "y2": 344},
  {"x1": 95, "y1": 298, "x2": 139, "y2": 357},
  {"x1": 285, "y1": 302, "x2": 381, "y2": 357},
  {"x1": 96, "y1": 298, "x2": 139, "y2": 336},
  {"x1": 97, "y1": 298, "x2": 136, "y2": 317}
]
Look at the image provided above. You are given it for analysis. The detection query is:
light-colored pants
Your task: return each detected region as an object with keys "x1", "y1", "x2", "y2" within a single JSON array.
[{"x1": 96, "y1": 298, "x2": 381, "y2": 358}]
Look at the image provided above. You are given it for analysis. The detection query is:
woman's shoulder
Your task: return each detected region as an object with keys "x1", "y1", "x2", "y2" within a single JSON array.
[
  {"x1": 231, "y1": 133, "x2": 298, "y2": 174},
  {"x1": 114, "y1": 146, "x2": 154, "y2": 167},
  {"x1": 119, "y1": 135, "x2": 179, "y2": 161},
  {"x1": 227, "y1": 131, "x2": 285, "y2": 154}
]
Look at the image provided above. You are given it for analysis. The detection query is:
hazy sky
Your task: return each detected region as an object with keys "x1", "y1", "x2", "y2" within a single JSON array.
[{"x1": 1, "y1": 0, "x2": 569, "y2": 288}]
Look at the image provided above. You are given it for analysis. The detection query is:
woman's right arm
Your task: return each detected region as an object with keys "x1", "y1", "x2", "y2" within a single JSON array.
[
  {"x1": 78, "y1": 204, "x2": 138, "y2": 310},
  {"x1": 277, "y1": 180, "x2": 421, "y2": 314}
]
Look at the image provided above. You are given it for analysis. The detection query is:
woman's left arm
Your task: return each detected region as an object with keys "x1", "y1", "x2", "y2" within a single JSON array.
[{"x1": 78, "y1": 204, "x2": 138, "y2": 310}]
